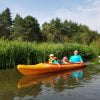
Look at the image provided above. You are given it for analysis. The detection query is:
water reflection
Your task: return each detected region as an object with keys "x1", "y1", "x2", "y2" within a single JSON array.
[
  {"x1": 18, "y1": 68, "x2": 83, "y2": 89},
  {"x1": 0, "y1": 65, "x2": 100, "y2": 100},
  {"x1": 71, "y1": 69, "x2": 83, "y2": 82}
]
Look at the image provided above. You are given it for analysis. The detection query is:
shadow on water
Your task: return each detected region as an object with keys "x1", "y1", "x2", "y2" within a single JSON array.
[{"x1": 0, "y1": 64, "x2": 100, "y2": 100}]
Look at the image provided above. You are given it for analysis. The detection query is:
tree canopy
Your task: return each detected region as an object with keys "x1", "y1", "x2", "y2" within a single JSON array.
[
  {"x1": 0, "y1": 8, "x2": 100, "y2": 44},
  {"x1": 0, "y1": 8, "x2": 12, "y2": 38}
]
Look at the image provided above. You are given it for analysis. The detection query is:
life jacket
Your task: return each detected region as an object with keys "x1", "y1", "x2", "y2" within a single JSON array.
[{"x1": 49, "y1": 58, "x2": 54, "y2": 63}]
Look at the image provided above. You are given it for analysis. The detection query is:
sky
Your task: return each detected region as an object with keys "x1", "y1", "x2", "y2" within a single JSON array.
[{"x1": 0, "y1": 0, "x2": 100, "y2": 32}]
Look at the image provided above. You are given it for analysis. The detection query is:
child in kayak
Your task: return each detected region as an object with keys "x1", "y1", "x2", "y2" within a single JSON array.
[
  {"x1": 61, "y1": 56, "x2": 69, "y2": 64},
  {"x1": 49, "y1": 54, "x2": 61, "y2": 67},
  {"x1": 49, "y1": 54, "x2": 55, "y2": 64}
]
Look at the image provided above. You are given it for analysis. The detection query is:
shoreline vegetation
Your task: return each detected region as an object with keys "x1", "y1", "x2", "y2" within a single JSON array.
[{"x1": 0, "y1": 40, "x2": 99, "y2": 69}]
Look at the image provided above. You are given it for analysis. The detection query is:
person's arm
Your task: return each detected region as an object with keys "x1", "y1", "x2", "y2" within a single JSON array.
[
  {"x1": 69, "y1": 56, "x2": 71, "y2": 62},
  {"x1": 79, "y1": 55, "x2": 83, "y2": 63},
  {"x1": 54, "y1": 60, "x2": 61, "y2": 68},
  {"x1": 57, "y1": 62, "x2": 61, "y2": 68},
  {"x1": 69, "y1": 56, "x2": 73, "y2": 63},
  {"x1": 80, "y1": 60, "x2": 83, "y2": 63}
]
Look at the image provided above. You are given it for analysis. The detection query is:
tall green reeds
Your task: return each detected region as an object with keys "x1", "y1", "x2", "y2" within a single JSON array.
[{"x1": 0, "y1": 40, "x2": 97, "y2": 69}]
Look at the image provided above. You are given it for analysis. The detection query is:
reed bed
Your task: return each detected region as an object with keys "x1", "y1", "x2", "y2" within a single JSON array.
[{"x1": 0, "y1": 40, "x2": 97, "y2": 69}]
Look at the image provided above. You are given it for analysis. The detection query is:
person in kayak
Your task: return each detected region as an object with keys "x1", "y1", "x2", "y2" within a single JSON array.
[
  {"x1": 49, "y1": 54, "x2": 55, "y2": 64},
  {"x1": 49, "y1": 54, "x2": 61, "y2": 67},
  {"x1": 61, "y1": 56, "x2": 69, "y2": 64},
  {"x1": 69, "y1": 50, "x2": 83, "y2": 63}
]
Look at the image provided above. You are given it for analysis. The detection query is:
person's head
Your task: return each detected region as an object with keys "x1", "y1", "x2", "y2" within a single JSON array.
[
  {"x1": 74, "y1": 50, "x2": 78, "y2": 55},
  {"x1": 49, "y1": 54, "x2": 54, "y2": 58},
  {"x1": 62, "y1": 56, "x2": 68, "y2": 61},
  {"x1": 54, "y1": 57, "x2": 58, "y2": 60}
]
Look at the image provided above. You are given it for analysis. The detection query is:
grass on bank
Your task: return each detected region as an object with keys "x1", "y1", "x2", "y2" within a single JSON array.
[{"x1": 0, "y1": 40, "x2": 99, "y2": 69}]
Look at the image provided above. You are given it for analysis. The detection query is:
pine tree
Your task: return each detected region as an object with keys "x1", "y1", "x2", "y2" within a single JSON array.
[
  {"x1": 24, "y1": 16, "x2": 42, "y2": 41},
  {"x1": 12, "y1": 14, "x2": 25, "y2": 40},
  {"x1": 0, "y1": 8, "x2": 12, "y2": 38}
]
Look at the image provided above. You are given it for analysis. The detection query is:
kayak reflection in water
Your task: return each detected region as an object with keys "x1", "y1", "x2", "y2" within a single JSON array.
[{"x1": 72, "y1": 69, "x2": 83, "y2": 82}]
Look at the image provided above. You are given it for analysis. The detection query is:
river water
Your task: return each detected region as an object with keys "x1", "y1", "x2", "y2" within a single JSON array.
[{"x1": 0, "y1": 64, "x2": 100, "y2": 100}]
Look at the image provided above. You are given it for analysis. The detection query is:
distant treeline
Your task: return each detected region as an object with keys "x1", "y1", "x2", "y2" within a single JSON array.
[{"x1": 0, "y1": 8, "x2": 100, "y2": 44}]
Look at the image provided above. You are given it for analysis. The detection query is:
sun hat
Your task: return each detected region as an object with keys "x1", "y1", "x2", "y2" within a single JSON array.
[
  {"x1": 50, "y1": 54, "x2": 54, "y2": 57},
  {"x1": 63, "y1": 56, "x2": 68, "y2": 60}
]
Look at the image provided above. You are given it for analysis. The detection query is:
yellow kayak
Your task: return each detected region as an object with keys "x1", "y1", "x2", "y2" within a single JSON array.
[{"x1": 17, "y1": 63, "x2": 86, "y2": 75}]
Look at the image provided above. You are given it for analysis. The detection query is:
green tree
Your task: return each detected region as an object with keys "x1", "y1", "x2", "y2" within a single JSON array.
[
  {"x1": 0, "y1": 8, "x2": 100, "y2": 44},
  {"x1": 63, "y1": 20, "x2": 79, "y2": 38},
  {"x1": 0, "y1": 14, "x2": 2, "y2": 37},
  {"x1": 79, "y1": 24, "x2": 89, "y2": 33},
  {"x1": 42, "y1": 18, "x2": 80, "y2": 42},
  {"x1": 12, "y1": 14, "x2": 25, "y2": 40},
  {"x1": 72, "y1": 32, "x2": 82, "y2": 43},
  {"x1": 41, "y1": 22, "x2": 50, "y2": 42},
  {"x1": 0, "y1": 8, "x2": 12, "y2": 38},
  {"x1": 42, "y1": 18, "x2": 65, "y2": 42},
  {"x1": 24, "y1": 16, "x2": 42, "y2": 41}
]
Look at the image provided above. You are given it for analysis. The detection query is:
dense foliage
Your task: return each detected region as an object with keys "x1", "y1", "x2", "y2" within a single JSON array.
[
  {"x1": 0, "y1": 8, "x2": 12, "y2": 38},
  {"x1": 0, "y1": 8, "x2": 100, "y2": 44}
]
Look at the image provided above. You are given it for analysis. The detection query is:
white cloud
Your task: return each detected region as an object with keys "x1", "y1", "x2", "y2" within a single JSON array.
[{"x1": 54, "y1": 0, "x2": 100, "y2": 32}]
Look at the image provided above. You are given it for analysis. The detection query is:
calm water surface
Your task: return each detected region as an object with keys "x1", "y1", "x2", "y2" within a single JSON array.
[{"x1": 0, "y1": 65, "x2": 100, "y2": 100}]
